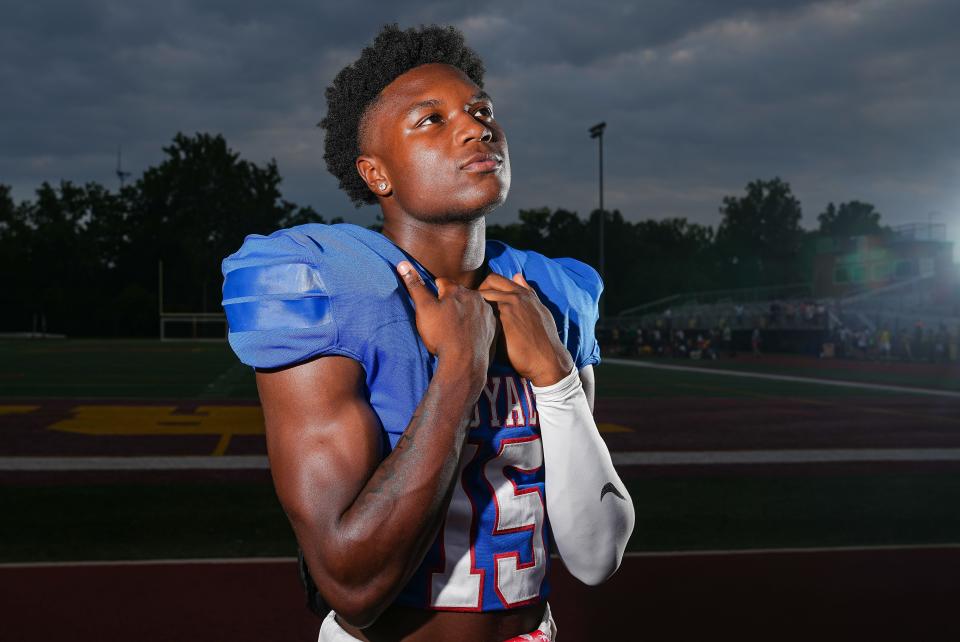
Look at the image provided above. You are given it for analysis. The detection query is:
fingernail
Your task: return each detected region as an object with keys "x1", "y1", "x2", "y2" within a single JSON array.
[{"x1": 397, "y1": 261, "x2": 411, "y2": 276}]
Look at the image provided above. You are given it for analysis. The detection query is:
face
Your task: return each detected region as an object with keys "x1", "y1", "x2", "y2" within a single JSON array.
[{"x1": 356, "y1": 63, "x2": 510, "y2": 223}]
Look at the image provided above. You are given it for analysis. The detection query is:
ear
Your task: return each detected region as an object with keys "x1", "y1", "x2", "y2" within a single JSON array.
[{"x1": 356, "y1": 155, "x2": 391, "y2": 196}]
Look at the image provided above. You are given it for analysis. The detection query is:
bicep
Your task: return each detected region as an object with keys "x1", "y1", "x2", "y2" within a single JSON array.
[
  {"x1": 578, "y1": 364, "x2": 596, "y2": 414},
  {"x1": 255, "y1": 356, "x2": 383, "y2": 553}
]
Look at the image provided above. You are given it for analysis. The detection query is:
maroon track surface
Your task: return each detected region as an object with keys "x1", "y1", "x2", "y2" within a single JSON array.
[
  {"x1": 3, "y1": 549, "x2": 959, "y2": 642},
  {"x1": 5, "y1": 356, "x2": 960, "y2": 640},
  {"x1": 598, "y1": 395, "x2": 960, "y2": 452},
  {"x1": 7, "y1": 392, "x2": 960, "y2": 457}
]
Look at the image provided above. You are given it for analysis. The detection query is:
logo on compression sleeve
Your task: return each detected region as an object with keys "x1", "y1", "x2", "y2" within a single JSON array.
[{"x1": 600, "y1": 482, "x2": 625, "y2": 502}]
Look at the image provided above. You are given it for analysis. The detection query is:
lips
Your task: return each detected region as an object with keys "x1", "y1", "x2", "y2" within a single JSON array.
[{"x1": 460, "y1": 152, "x2": 503, "y2": 172}]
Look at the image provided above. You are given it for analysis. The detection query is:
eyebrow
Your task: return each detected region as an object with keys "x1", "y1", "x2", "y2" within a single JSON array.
[{"x1": 404, "y1": 91, "x2": 493, "y2": 119}]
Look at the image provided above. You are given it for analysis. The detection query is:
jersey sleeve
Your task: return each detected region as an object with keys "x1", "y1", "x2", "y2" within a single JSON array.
[
  {"x1": 553, "y1": 257, "x2": 604, "y2": 369},
  {"x1": 221, "y1": 228, "x2": 356, "y2": 369}
]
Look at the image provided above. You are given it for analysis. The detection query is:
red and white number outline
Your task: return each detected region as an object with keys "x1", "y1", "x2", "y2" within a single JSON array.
[
  {"x1": 483, "y1": 434, "x2": 547, "y2": 608},
  {"x1": 428, "y1": 442, "x2": 485, "y2": 610},
  {"x1": 428, "y1": 374, "x2": 547, "y2": 610},
  {"x1": 428, "y1": 435, "x2": 548, "y2": 610}
]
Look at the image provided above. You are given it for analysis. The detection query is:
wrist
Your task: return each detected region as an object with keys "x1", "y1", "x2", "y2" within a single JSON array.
[
  {"x1": 529, "y1": 364, "x2": 579, "y2": 396},
  {"x1": 436, "y1": 352, "x2": 489, "y2": 388},
  {"x1": 528, "y1": 350, "x2": 576, "y2": 387}
]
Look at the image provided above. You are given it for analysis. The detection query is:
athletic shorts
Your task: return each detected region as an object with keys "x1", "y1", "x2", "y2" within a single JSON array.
[{"x1": 318, "y1": 602, "x2": 557, "y2": 641}]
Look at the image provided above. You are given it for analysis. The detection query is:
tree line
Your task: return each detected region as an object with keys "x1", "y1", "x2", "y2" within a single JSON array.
[{"x1": 0, "y1": 132, "x2": 888, "y2": 337}]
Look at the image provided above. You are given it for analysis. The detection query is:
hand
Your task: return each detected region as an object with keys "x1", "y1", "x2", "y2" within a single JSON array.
[
  {"x1": 478, "y1": 272, "x2": 574, "y2": 387},
  {"x1": 396, "y1": 261, "x2": 496, "y2": 374}
]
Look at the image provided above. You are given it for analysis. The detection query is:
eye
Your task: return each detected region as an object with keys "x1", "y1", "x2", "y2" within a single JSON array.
[
  {"x1": 418, "y1": 113, "x2": 443, "y2": 127},
  {"x1": 474, "y1": 106, "x2": 494, "y2": 119}
]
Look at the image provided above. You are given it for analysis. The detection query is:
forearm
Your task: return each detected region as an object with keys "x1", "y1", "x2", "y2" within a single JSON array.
[
  {"x1": 534, "y1": 366, "x2": 635, "y2": 585},
  {"x1": 320, "y1": 361, "x2": 483, "y2": 620}
]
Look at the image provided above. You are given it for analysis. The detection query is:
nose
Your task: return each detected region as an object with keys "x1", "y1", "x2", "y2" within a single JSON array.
[{"x1": 459, "y1": 113, "x2": 493, "y2": 145}]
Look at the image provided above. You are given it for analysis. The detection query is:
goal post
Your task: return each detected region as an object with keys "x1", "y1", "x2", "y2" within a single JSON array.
[
  {"x1": 157, "y1": 259, "x2": 228, "y2": 342},
  {"x1": 159, "y1": 312, "x2": 228, "y2": 342}
]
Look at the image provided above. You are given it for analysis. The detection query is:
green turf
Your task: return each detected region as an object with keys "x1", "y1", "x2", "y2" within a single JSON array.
[
  {"x1": 592, "y1": 362, "x2": 930, "y2": 400},
  {"x1": 4, "y1": 473, "x2": 960, "y2": 562},
  {"x1": 0, "y1": 481, "x2": 295, "y2": 562},
  {"x1": 624, "y1": 355, "x2": 960, "y2": 393},
  {"x1": 0, "y1": 339, "x2": 257, "y2": 399},
  {"x1": 626, "y1": 473, "x2": 960, "y2": 551},
  {"x1": 2, "y1": 339, "x2": 930, "y2": 401}
]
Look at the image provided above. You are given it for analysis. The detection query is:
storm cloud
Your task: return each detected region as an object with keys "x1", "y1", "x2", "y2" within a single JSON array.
[{"x1": 2, "y1": 0, "x2": 958, "y2": 235}]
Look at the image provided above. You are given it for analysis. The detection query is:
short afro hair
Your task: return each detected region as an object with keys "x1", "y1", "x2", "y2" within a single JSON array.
[{"x1": 320, "y1": 24, "x2": 486, "y2": 207}]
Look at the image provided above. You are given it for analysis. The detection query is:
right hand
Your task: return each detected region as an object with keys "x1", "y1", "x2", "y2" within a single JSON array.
[{"x1": 397, "y1": 261, "x2": 496, "y2": 369}]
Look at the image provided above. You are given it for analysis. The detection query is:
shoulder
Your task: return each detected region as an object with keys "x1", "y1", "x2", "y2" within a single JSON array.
[
  {"x1": 490, "y1": 241, "x2": 603, "y2": 310},
  {"x1": 489, "y1": 241, "x2": 604, "y2": 368},
  {"x1": 222, "y1": 223, "x2": 382, "y2": 275},
  {"x1": 221, "y1": 223, "x2": 397, "y2": 369},
  {"x1": 222, "y1": 223, "x2": 392, "y2": 309}
]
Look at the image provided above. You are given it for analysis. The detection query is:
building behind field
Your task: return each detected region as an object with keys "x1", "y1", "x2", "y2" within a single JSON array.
[{"x1": 812, "y1": 223, "x2": 957, "y2": 300}]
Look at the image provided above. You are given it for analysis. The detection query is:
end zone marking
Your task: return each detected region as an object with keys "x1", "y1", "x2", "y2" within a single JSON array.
[{"x1": 607, "y1": 358, "x2": 960, "y2": 399}]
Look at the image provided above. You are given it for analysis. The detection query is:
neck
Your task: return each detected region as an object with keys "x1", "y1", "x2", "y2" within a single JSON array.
[{"x1": 381, "y1": 212, "x2": 488, "y2": 290}]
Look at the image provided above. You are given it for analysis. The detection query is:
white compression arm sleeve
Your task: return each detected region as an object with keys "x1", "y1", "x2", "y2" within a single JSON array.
[{"x1": 532, "y1": 365, "x2": 635, "y2": 585}]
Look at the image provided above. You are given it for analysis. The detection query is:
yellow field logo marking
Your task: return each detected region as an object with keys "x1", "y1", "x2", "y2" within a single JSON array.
[
  {"x1": 45, "y1": 405, "x2": 630, "y2": 455},
  {"x1": 0, "y1": 405, "x2": 40, "y2": 415},
  {"x1": 598, "y1": 422, "x2": 632, "y2": 433},
  {"x1": 49, "y1": 406, "x2": 265, "y2": 456}
]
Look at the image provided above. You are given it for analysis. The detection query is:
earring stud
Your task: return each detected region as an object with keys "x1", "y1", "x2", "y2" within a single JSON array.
[{"x1": 378, "y1": 182, "x2": 387, "y2": 191}]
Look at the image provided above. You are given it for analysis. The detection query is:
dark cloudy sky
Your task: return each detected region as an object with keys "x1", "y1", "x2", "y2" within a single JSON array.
[{"x1": 3, "y1": 0, "x2": 958, "y2": 239}]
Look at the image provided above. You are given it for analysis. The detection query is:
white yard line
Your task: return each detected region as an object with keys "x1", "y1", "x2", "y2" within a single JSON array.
[
  {"x1": 0, "y1": 557, "x2": 297, "y2": 569},
  {"x1": 0, "y1": 455, "x2": 270, "y2": 471},
  {"x1": 4, "y1": 544, "x2": 960, "y2": 569},
  {"x1": 611, "y1": 448, "x2": 960, "y2": 465},
  {"x1": 5, "y1": 447, "x2": 960, "y2": 471},
  {"x1": 605, "y1": 357, "x2": 960, "y2": 399}
]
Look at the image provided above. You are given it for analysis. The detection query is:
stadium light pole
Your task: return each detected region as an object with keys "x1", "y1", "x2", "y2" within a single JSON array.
[{"x1": 589, "y1": 121, "x2": 607, "y2": 322}]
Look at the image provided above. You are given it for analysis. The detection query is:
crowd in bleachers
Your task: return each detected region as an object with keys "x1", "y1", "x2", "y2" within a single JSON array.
[
  {"x1": 625, "y1": 299, "x2": 831, "y2": 336},
  {"x1": 766, "y1": 300, "x2": 828, "y2": 328},
  {"x1": 825, "y1": 322, "x2": 960, "y2": 363},
  {"x1": 601, "y1": 300, "x2": 960, "y2": 364},
  {"x1": 603, "y1": 272, "x2": 960, "y2": 364},
  {"x1": 598, "y1": 323, "x2": 730, "y2": 360}
]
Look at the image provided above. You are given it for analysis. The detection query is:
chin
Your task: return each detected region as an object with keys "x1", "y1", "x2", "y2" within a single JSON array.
[
  {"x1": 469, "y1": 175, "x2": 511, "y2": 214},
  {"x1": 423, "y1": 181, "x2": 509, "y2": 225},
  {"x1": 465, "y1": 188, "x2": 509, "y2": 220}
]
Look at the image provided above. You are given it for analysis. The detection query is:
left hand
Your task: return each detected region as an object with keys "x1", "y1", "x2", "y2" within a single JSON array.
[{"x1": 478, "y1": 272, "x2": 574, "y2": 387}]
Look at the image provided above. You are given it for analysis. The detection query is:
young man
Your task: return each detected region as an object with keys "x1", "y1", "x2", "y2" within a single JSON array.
[{"x1": 222, "y1": 24, "x2": 634, "y2": 641}]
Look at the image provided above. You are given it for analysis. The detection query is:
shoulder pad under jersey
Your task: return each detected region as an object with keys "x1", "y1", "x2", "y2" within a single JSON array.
[
  {"x1": 220, "y1": 223, "x2": 402, "y2": 369},
  {"x1": 489, "y1": 245, "x2": 604, "y2": 369}
]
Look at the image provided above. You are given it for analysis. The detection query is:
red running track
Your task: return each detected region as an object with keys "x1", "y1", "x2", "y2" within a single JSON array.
[{"x1": 2, "y1": 547, "x2": 959, "y2": 641}]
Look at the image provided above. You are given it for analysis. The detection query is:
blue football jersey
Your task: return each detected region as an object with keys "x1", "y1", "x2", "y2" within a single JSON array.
[{"x1": 221, "y1": 222, "x2": 602, "y2": 611}]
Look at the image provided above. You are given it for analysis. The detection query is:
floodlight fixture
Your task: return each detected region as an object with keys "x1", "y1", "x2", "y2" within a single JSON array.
[{"x1": 588, "y1": 122, "x2": 606, "y2": 321}]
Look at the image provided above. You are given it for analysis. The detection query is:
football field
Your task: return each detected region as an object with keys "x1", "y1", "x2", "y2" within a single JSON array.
[{"x1": 2, "y1": 339, "x2": 960, "y2": 640}]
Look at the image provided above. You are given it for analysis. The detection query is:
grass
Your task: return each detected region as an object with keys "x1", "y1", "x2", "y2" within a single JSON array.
[
  {"x1": 621, "y1": 354, "x2": 960, "y2": 393},
  {"x1": 4, "y1": 472, "x2": 960, "y2": 563},
  {"x1": 0, "y1": 339, "x2": 256, "y2": 399},
  {"x1": 2, "y1": 339, "x2": 936, "y2": 402}
]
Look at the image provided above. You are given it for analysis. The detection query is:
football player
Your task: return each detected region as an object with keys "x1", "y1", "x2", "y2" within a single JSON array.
[{"x1": 221, "y1": 24, "x2": 634, "y2": 642}]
